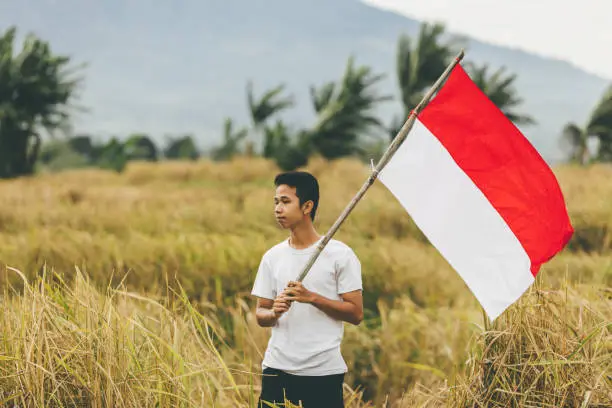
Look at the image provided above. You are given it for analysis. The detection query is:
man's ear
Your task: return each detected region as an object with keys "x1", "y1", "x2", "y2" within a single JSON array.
[{"x1": 302, "y1": 200, "x2": 314, "y2": 216}]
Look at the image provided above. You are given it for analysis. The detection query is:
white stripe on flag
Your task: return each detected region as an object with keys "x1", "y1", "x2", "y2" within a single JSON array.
[{"x1": 378, "y1": 119, "x2": 534, "y2": 320}]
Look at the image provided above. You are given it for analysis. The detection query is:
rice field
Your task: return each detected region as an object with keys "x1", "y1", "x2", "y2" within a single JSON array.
[{"x1": 0, "y1": 156, "x2": 610, "y2": 407}]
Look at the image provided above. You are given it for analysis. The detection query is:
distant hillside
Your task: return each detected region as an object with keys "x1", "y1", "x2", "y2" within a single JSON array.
[{"x1": 1, "y1": 0, "x2": 609, "y2": 162}]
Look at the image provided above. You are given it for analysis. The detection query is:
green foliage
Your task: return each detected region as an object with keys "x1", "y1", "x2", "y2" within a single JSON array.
[
  {"x1": 561, "y1": 123, "x2": 591, "y2": 165},
  {"x1": 124, "y1": 133, "x2": 158, "y2": 161},
  {"x1": 587, "y1": 85, "x2": 612, "y2": 161},
  {"x1": 308, "y1": 56, "x2": 391, "y2": 159},
  {"x1": 262, "y1": 119, "x2": 291, "y2": 159},
  {"x1": 92, "y1": 137, "x2": 128, "y2": 172},
  {"x1": 224, "y1": 55, "x2": 390, "y2": 170},
  {"x1": 67, "y1": 134, "x2": 94, "y2": 159},
  {"x1": 262, "y1": 120, "x2": 311, "y2": 170},
  {"x1": 246, "y1": 81, "x2": 294, "y2": 155},
  {"x1": 247, "y1": 81, "x2": 294, "y2": 127},
  {"x1": 5, "y1": 20, "x2": 609, "y2": 172},
  {"x1": 388, "y1": 23, "x2": 463, "y2": 140},
  {"x1": 37, "y1": 134, "x2": 161, "y2": 174},
  {"x1": 37, "y1": 139, "x2": 89, "y2": 172},
  {"x1": 0, "y1": 26, "x2": 82, "y2": 179},
  {"x1": 561, "y1": 84, "x2": 612, "y2": 165},
  {"x1": 396, "y1": 23, "x2": 461, "y2": 114},
  {"x1": 310, "y1": 81, "x2": 336, "y2": 113},
  {"x1": 390, "y1": 22, "x2": 533, "y2": 139},
  {"x1": 211, "y1": 118, "x2": 249, "y2": 161},
  {"x1": 275, "y1": 138, "x2": 311, "y2": 170},
  {"x1": 163, "y1": 135, "x2": 200, "y2": 160},
  {"x1": 465, "y1": 62, "x2": 536, "y2": 125}
]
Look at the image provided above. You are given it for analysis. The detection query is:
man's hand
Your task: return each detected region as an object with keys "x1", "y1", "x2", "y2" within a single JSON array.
[
  {"x1": 272, "y1": 293, "x2": 290, "y2": 317},
  {"x1": 284, "y1": 281, "x2": 317, "y2": 304},
  {"x1": 255, "y1": 295, "x2": 289, "y2": 327},
  {"x1": 283, "y1": 281, "x2": 363, "y2": 326}
]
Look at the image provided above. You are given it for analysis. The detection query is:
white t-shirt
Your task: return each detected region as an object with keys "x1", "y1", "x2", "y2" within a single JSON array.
[{"x1": 251, "y1": 237, "x2": 362, "y2": 376}]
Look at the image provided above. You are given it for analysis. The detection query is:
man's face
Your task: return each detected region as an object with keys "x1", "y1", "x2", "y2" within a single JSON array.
[{"x1": 274, "y1": 184, "x2": 307, "y2": 229}]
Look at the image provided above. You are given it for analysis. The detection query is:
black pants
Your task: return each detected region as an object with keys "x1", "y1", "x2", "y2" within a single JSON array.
[{"x1": 258, "y1": 367, "x2": 345, "y2": 408}]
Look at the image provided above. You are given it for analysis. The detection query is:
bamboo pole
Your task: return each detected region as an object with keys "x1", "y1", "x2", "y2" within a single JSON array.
[{"x1": 295, "y1": 49, "x2": 466, "y2": 283}]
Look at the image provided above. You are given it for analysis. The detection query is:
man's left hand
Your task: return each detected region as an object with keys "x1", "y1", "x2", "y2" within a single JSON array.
[{"x1": 283, "y1": 281, "x2": 317, "y2": 304}]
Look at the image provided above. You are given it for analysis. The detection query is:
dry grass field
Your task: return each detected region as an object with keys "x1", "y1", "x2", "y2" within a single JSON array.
[{"x1": 0, "y1": 156, "x2": 610, "y2": 407}]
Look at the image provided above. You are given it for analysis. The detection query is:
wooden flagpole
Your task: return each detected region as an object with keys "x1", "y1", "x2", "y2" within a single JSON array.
[{"x1": 295, "y1": 49, "x2": 465, "y2": 283}]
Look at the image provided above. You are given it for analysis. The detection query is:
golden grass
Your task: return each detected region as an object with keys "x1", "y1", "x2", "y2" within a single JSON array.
[
  {"x1": 0, "y1": 268, "x2": 609, "y2": 407},
  {"x1": 0, "y1": 157, "x2": 611, "y2": 406}
]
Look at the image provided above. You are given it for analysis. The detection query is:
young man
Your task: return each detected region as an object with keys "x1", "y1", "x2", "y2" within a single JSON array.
[{"x1": 251, "y1": 171, "x2": 364, "y2": 408}]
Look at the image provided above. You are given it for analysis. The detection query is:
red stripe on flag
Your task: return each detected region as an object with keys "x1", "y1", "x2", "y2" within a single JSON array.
[{"x1": 418, "y1": 64, "x2": 574, "y2": 276}]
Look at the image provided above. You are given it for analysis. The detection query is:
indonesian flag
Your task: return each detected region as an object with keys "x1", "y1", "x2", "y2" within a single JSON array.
[{"x1": 378, "y1": 64, "x2": 574, "y2": 321}]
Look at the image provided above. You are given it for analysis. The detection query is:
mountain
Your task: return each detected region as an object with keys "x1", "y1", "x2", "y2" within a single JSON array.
[{"x1": 1, "y1": 0, "x2": 609, "y2": 162}]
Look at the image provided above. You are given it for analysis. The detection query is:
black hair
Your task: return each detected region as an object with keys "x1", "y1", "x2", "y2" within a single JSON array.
[{"x1": 274, "y1": 171, "x2": 319, "y2": 221}]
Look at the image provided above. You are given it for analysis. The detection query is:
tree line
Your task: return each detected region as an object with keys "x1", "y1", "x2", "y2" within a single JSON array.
[
  {"x1": 37, "y1": 133, "x2": 199, "y2": 173},
  {"x1": 1, "y1": 24, "x2": 611, "y2": 179}
]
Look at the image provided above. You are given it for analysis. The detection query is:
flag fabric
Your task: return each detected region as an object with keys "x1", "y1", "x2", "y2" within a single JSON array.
[{"x1": 378, "y1": 64, "x2": 574, "y2": 320}]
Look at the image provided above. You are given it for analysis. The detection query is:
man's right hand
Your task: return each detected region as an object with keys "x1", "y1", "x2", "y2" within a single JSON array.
[
  {"x1": 272, "y1": 293, "x2": 290, "y2": 318},
  {"x1": 255, "y1": 294, "x2": 291, "y2": 327}
]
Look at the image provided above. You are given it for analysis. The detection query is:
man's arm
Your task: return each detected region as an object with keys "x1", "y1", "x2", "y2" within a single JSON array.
[
  {"x1": 284, "y1": 281, "x2": 363, "y2": 325},
  {"x1": 255, "y1": 296, "x2": 290, "y2": 327}
]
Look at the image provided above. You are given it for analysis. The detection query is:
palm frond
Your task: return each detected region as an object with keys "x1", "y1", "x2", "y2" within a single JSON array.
[
  {"x1": 587, "y1": 84, "x2": 612, "y2": 136},
  {"x1": 308, "y1": 56, "x2": 391, "y2": 159},
  {"x1": 560, "y1": 122, "x2": 588, "y2": 164},
  {"x1": 465, "y1": 62, "x2": 535, "y2": 126},
  {"x1": 246, "y1": 81, "x2": 294, "y2": 127},
  {"x1": 310, "y1": 82, "x2": 336, "y2": 113}
]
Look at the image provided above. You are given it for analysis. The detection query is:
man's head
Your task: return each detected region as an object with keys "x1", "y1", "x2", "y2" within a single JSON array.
[{"x1": 273, "y1": 171, "x2": 319, "y2": 228}]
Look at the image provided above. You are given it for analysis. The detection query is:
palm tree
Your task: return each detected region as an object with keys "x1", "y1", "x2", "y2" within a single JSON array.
[
  {"x1": 389, "y1": 22, "x2": 463, "y2": 139},
  {"x1": 465, "y1": 62, "x2": 535, "y2": 125},
  {"x1": 124, "y1": 133, "x2": 159, "y2": 161},
  {"x1": 310, "y1": 81, "x2": 336, "y2": 114},
  {"x1": 561, "y1": 123, "x2": 591, "y2": 165},
  {"x1": 245, "y1": 81, "x2": 294, "y2": 155},
  {"x1": 0, "y1": 26, "x2": 82, "y2": 178},
  {"x1": 210, "y1": 117, "x2": 249, "y2": 161},
  {"x1": 262, "y1": 119, "x2": 311, "y2": 170},
  {"x1": 163, "y1": 134, "x2": 200, "y2": 160},
  {"x1": 560, "y1": 85, "x2": 612, "y2": 165},
  {"x1": 308, "y1": 56, "x2": 392, "y2": 159},
  {"x1": 396, "y1": 23, "x2": 461, "y2": 111},
  {"x1": 390, "y1": 22, "x2": 533, "y2": 140}
]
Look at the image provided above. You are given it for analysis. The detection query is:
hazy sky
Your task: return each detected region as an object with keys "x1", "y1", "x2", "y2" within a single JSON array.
[{"x1": 364, "y1": 0, "x2": 612, "y2": 79}]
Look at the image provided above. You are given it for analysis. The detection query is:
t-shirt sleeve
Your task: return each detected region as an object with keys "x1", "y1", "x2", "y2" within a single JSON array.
[
  {"x1": 251, "y1": 255, "x2": 276, "y2": 300},
  {"x1": 336, "y1": 247, "x2": 363, "y2": 294}
]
